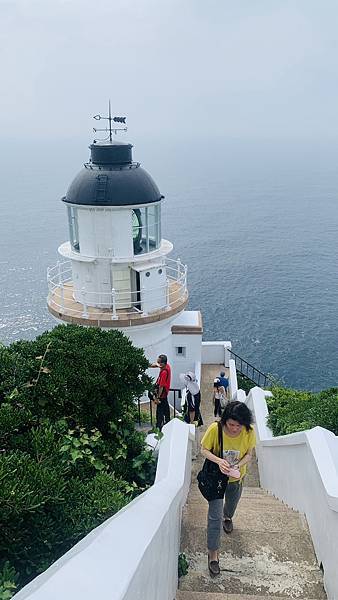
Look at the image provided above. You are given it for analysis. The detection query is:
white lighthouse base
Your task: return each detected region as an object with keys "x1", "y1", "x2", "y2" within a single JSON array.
[{"x1": 120, "y1": 310, "x2": 203, "y2": 390}]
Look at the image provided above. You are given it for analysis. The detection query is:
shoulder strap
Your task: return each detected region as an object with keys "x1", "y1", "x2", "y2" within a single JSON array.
[{"x1": 217, "y1": 421, "x2": 223, "y2": 459}]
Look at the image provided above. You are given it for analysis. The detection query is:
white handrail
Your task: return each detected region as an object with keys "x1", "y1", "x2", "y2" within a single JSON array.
[{"x1": 246, "y1": 386, "x2": 338, "y2": 599}]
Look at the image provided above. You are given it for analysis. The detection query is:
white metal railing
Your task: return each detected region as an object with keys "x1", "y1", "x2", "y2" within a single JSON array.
[{"x1": 47, "y1": 258, "x2": 188, "y2": 320}]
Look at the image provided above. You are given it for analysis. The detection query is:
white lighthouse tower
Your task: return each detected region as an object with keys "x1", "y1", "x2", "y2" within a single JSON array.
[{"x1": 47, "y1": 110, "x2": 202, "y2": 384}]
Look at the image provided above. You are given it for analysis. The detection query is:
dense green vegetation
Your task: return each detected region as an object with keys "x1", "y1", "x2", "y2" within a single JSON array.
[
  {"x1": 267, "y1": 386, "x2": 338, "y2": 436},
  {"x1": 236, "y1": 372, "x2": 256, "y2": 394},
  {"x1": 236, "y1": 371, "x2": 338, "y2": 437},
  {"x1": 0, "y1": 325, "x2": 156, "y2": 597}
]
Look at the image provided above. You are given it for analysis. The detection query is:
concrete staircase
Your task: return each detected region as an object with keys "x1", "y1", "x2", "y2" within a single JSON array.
[{"x1": 176, "y1": 365, "x2": 326, "y2": 600}]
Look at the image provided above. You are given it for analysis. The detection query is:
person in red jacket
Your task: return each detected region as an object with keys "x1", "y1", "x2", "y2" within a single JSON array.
[{"x1": 150, "y1": 354, "x2": 171, "y2": 430}]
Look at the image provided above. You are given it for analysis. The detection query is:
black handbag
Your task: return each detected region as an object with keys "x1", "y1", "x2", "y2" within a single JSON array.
[{"x1": 197, "y1": 422, "x2": 228, "y2": 501}]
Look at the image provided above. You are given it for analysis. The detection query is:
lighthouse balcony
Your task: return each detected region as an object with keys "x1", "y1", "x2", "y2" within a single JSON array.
[{"x1": 47, "y1": 258, "x2": 188, "y2": 327}]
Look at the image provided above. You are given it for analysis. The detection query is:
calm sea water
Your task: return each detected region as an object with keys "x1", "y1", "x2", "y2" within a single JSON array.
[{"x1": 1, "y1": 137, "x2": 337, "y2": 391}]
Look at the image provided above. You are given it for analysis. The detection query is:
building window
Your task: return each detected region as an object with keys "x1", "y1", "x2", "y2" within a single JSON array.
[
  {"x1": 132, "y1": 204, "x2": 161, "y2": 255},
  {"x1": 175, "y1": 346, "x2": 186, "y2": 357},
  {"x1": 67, "y1": 206, "x2": 80, "y2": 252}
]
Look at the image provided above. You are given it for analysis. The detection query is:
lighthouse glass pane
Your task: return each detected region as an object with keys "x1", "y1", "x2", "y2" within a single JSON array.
[
  {"x1": 147, "y1": 205, "x2": 161, "y2": 249},
  {"x1": 67, "y1": 206, "x2": 80, "y2": 252},
  {"x1": 132, "y1": 204, "x2": 161, "y2": 255}
]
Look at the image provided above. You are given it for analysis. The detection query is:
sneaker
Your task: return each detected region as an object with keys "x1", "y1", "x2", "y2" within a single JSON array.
[
  {"x1": 208, "y1": 558, "x2": 220, "y2": 577},
  {"x1": 223, "y1": 518, "x2": 233, "y2": 534}
]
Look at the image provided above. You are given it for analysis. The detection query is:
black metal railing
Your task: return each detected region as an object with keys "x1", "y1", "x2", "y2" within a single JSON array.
[
  {"x1": 229, "y1": 350, "x2": 272, "y2": 388},
  {"x1": 136, "y1": 388, "x2": 182, "y2": 427}
]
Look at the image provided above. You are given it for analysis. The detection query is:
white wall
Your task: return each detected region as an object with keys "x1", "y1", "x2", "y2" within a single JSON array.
[
  {"x1": 246, "y1": 387, "x2": 338, "y2": 600},
  {"x1": 201, "y1": 341, "x2": 232, "y2": 366},
  {"x1": 171, "y1": 333, "x2": 202, "y2": 390},
  {"x1": 12, "y1": 419, "x2": 194, "y2": 600},
  {"x1": 121, "y1": 315, "x2": 177, "y2": 366},
  {"x1": 228, "y1": 358, "x2": 238, "y2": 400},
  {"x1": 77, "y1": 207, "x2": 133, "y2": 259}
]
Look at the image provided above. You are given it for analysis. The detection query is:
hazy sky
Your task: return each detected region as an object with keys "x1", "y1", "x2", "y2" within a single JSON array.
[{"x1": 1, "y1": 0, "x2": 338, "y2": 142}]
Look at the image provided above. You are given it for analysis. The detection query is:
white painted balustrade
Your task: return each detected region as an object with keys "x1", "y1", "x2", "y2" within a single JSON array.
[
  {"x1": 47, "y1": 258, "x2": 188, "y2": 319},
  {"x1": 247, "y1": 386, "x2": 338, "y2": 600}
]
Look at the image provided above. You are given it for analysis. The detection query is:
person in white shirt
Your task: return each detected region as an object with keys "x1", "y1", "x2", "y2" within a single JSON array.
[{"x1": 180, "y1": 371, "x2": 203, "y2": 425}]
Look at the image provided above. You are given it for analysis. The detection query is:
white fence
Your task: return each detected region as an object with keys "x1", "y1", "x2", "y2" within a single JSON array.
[
  {"x1": 228, "y1": 358, "x2": 238, "y2": 400},
  {"x1": 247, "y1": 386, "x2": 338, "y2": 600},
  {"x1": 201, "y1": 341, "x2": 232, "y2": 366},
  {"x1": 13, "y1": 419, "x2": 194, "y2": 600},
  {"x1": 47, "y1": 257, "x2": 188, "y2": 318},
  {"x1": 200, "y1": 344, "x2": 239, "y2": 403}
]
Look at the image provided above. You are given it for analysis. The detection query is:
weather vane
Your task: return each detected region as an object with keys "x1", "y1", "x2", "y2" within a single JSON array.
[{"x1": 93, "y1": 100, "x2": 127, "y2": 142}]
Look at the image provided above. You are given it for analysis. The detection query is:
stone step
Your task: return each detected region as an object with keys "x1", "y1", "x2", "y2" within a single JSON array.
[
  {"x1": 177, "y1": 592, "x2": 291, "y2": 600},
  {"x1": 181, "y1": 526, "x2": 318, "y2": 565},
  {"x1": 178, "y1": 555, "x2": 326, "y2": 599},
  {"x1": 187, "y1": 485, "x2": 270, "y2": 502},
  {"x1": 185, "y1": 493, "x2": 293, "y2": 513},
  {"x1": 182, "y1": 506, "x2": 306, "y2": 535}
]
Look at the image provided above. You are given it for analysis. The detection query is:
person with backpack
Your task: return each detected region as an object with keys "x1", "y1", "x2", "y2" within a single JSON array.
[
  {"x1": 150, "y1": 354, "x2": 171, "y2": 430},
  {"x1": 218, "y1": 371, "x2": 229, "y2": 398},
  {"x1": 180, "y1": 371, "x2": 203, "y2": 426}
]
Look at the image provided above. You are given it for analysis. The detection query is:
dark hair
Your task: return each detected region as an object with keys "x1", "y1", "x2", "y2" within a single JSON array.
[
  {"x1": 221, "y1": 401, "x2": 253, "y2": 431},
  {"x1": 220, "y1": 371, "x2": 226, "y2": 377},
  {"x1": 158, "y1": 354, "x2": 167, "y2": 365}
]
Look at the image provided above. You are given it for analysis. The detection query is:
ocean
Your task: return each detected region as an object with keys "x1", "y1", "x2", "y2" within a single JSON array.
[{"x1": 1, "y1": 137, "x2": 337, "y2": 391}]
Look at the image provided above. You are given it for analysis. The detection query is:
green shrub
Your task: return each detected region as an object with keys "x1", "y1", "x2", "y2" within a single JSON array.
[
  {"x1": 4, "y1": 325, "x2": 151, "y2": 431},
  {"x1": 267, "y1": 386, "x2": 338, "y2": 436},
  {"x1": 178, "y1": 552, "x2": 189, "y2": 577},
  {"x1": 0, "y1": 326, "x2": 156, "y2": 590},
  {"x1": 0, "y1": 561, "x2": 18, "y2": 600},
  {"x1": 236, "y1": 372, "x2": 256, "y2": 394}
]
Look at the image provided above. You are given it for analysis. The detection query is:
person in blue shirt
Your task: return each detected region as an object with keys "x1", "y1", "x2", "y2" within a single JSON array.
[{"x1": 219, "y1": 371, "x2": 229, "y2": 397}]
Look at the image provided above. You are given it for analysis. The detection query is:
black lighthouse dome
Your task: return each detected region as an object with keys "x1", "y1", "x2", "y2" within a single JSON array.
[{"x1": 62, "y1": 140, "x2": 163, "y2": 207}]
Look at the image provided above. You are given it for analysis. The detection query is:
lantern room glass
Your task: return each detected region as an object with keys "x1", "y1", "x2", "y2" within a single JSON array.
[
  {"x1": 67, "y1": 206, "x2": 80, "y2": 252},
  {"x1": 132, "y1": 204, "x2": 161, "y2": 255}
]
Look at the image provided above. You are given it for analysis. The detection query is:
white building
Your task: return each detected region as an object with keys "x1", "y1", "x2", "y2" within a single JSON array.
[{"x1": 47, "y1": 129, "x2": 203, "y2": 387}]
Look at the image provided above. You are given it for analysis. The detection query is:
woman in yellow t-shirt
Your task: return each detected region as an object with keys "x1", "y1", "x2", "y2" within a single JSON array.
[{"x1": 201, "y1": 401, "x2": 256, "y2": 576}]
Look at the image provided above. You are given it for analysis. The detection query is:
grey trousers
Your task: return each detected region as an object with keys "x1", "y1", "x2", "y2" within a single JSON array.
[{"x1": 207, "y1": 481, "x2": 243, "y2": 551}]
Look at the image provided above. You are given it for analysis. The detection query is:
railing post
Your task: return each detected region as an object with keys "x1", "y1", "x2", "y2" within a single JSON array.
[
  {"x1": 141, "y1": 287, "x2": 148, "y2": 316},
  {"x1": 60, "y1": 283, "x2": 65, "y2": 311},
  {"x1": 111, "y1": 288, "x2": 118, "y2": 320},
  {"x1": 177, "y1": 257, "x2": 181, "y2": 280},
  {"x1": 57, "y1": 261, "x2": 65, "y2": 311},
  {"x1": 166, "y1": 279, "x2": 170, "y2": 309},
  {"x1": 173, "y1": 390, "x2": 176, "y2": 419},
  {"x1": 81, "y1": 287, "x2": 88, "y2": 318}
]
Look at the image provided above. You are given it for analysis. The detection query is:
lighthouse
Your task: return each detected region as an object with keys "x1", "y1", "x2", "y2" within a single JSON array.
[{"x1": 47, "y1": 108, "x2": 202, "y2": 386}]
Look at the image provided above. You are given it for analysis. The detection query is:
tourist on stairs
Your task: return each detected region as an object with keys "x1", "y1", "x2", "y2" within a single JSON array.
[
  {"x1": 180, "y1": 371, "x2": 203, "y2": 426},
  {"x1": 213, "y1": 378, "x2": 227, "y2": 419},
  {"x1": 201, "y1": 401, "x2": 256, "y2": 576},
  {"x1": 150, "y1": 354, "x2": 171, "y2": 431}
]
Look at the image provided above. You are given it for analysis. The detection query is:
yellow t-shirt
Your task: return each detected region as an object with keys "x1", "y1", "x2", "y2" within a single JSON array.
[{"x1": 201, "y1": 422, "x2": 256, "y2": 482}]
